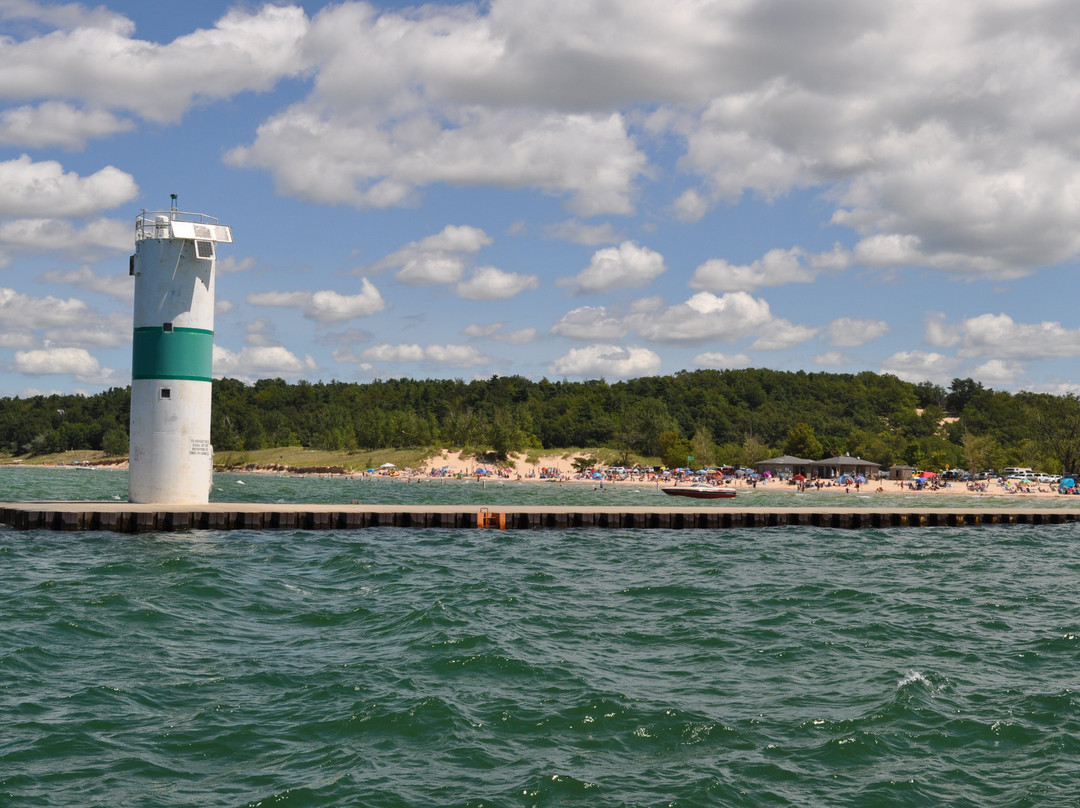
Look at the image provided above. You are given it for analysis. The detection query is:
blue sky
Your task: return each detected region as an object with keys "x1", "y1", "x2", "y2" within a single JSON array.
[{"x1": 3, "y1": 0, "x2": 1080, "y2": 397}]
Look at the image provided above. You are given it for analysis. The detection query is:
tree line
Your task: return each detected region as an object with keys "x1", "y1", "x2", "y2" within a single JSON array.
[{"x1": 3, "y1": 369, "x2": 1080, "y2": 473}]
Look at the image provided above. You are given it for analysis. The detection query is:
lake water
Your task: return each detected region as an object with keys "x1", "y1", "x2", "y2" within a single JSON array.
[
  {"x1": 0, "y1": 465, "x2": 1075, "y2": 510},
  {"x1": 3, "y1": 468, "x2": 1079, "y2": 806}
]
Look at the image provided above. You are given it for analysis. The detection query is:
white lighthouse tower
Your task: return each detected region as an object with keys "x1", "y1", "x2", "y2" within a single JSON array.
[{"x1": 128, "y1": 196, "x2": 232, "y2": 503}]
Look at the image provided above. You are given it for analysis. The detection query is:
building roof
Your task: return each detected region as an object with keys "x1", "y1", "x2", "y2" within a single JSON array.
[
  {"x1": 755, "y1": 455, "x2": 815, "y2": 466},
  {"x1": 815, "y1": 454, "x2": 881, "y2": 468}
]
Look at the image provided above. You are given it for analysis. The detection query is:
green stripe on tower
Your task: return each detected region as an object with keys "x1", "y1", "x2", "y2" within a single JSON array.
[{"x1": 132, "y1": 327, "x2": 213, "y2": 382}]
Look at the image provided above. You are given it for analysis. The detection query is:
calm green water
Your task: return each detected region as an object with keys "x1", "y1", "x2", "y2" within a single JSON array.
[
  {"x1": 3, "y1": 470, "x2": 1080, "y2": 806},
  {"x1": 1, "y1": 465, "x2": 1077, "y2": 509}
]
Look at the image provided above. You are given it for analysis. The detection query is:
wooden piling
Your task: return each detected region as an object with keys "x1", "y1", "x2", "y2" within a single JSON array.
[{"x1": 2, "y1": 502, "x2": 1079, "y2": 533}]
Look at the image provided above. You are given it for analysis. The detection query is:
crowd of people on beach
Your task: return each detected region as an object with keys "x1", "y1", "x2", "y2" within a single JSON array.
[{"x1": 221, "y1": 455, "x2": 1080, "y2": 500}]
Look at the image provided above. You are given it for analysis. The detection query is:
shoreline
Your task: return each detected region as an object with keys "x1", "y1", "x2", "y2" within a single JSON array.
[{"x1": 4, "y1": 451, "x2": 1074, "y2": 500}]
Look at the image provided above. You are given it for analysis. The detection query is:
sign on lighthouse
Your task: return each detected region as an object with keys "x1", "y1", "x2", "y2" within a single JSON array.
[{"x1": 128, "y1": 197, "x2": 232, "y2": 503}]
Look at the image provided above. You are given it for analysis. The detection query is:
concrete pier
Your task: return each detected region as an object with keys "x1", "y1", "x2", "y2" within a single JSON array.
[{"x1": 3, "y1": 502, "x2": 1080, "y2": 532}]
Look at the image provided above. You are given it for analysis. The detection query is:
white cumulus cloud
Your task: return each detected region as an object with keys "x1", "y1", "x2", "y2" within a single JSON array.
[
  {"x1": 247, "y1": 280, "x2": 387, "y2": 324},
  {"x1": 371, "y1": 225, "x2": 493, "y2": 286},
  {"x1": 228, "y1": 106, "x2": 647, "y2": 216},
  {"x1": 636, "y1": 292, "x2": 776, "y2": 344},
  {"x1": 454, "y1": 266, "x2": 539, "y2": 300},
  {"x1": 559, "y1": 241, "x2": 666, "y2": 294},
  {"x1": 0, "y1": 287, "x2": 92, "y2": 329},
  {"x1": 212, "y1": 345, "x2": 318, "y2": 378},
  {"x1": 551, "y1": 306, "x2": 629, "y2": 340},
  {"x1": 0, "y1": 156, "x2": 136, "y2": 216},
  {"x1": 40, "y1": 266, "x2": 132, "y2": 301},
  {"x1": 825, "y1": 317, "x2": 890, "y2": 347},
  {"x1": 13, "y1": 346, "x2": 104, "y2": 380},
  {"x1": 359, "y1": 343, "x2": 493, "y2": 368},
  {"x1": 749, "y1": 321, "x2": 819, "y2": 351},
  {"x1": 690, "y1": 247, "x2": 815, "y2": 293},
  {"x1": 0, "y1": 5, "x2": 310, "y2": 123},
  {"x1": 881, "y1": 350, "x2": 957, "y2": 385},
  {"x1": 0, "y1": 102, "x2": 133, "y2": 149},
  {"x1": 693, "y1": 352, "x2": 752, "y2": 369},
  {"x1": 925, "y1": 312, "x2": 1080, "y2": 359},
  {"x1": 548, "y1": 344, "x2": 661, "y2": 379}
]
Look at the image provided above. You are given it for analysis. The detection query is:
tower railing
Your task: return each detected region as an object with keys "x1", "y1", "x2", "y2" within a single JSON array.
[{"x1": 135, "y1": 210, "x2": 220, "y2": 242}]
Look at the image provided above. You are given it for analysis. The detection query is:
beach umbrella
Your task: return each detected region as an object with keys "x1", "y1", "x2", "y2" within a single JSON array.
[
  {"x1": 1062, "y1": 478, "x2": 1075, "y2": 488},
  {"x1": 793, "y1": 474, "x2": 805, "y2": 481},
  {"x1": 918, "y1": 471, "x2": 937, "y2": 478},
  {"x1": 379, "y1": 462, "x2": 396, "y2": 469}
]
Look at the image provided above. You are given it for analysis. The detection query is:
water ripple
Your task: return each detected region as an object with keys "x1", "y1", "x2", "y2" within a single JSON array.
[{"x1": 4, "y1": 519, "x2": 1080, "y2": 805}]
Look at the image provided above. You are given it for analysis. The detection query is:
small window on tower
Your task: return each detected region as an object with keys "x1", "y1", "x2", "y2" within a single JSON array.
[
  {"x1": 160, "y1": 388, "x2": 171, "y2": 400},
  {"x1": 163, "y1": 322, "x2": 173, "y2": 333},
  {"x1": 195, "y1": 240, "x2": 214, "y2": 259}
]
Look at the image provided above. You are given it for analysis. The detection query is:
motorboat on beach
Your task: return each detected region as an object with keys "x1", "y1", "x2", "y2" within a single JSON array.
[{"x1": 660, "y1": 483, "x2": 737, "y2": 499}]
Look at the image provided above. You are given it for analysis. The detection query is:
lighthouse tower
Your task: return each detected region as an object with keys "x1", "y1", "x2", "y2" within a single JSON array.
[{"x1": 128, "y1": 197, "x2": 232, "y2": 503}]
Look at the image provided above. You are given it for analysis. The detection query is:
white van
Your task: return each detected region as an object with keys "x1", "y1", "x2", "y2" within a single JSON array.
[{"x1": 1003, "y1": 467, "x2": 1034, "y2": 477}]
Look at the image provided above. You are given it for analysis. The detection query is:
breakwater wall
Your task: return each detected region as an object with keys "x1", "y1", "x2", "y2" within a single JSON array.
[{"x1": 3, "y1": 502, "x2": 1080, "y2": 532}]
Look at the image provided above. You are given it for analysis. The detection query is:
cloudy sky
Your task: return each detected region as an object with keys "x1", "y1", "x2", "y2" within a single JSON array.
[{"x1": 3, "y1": 0, "x2": 1080, "y2": 396}]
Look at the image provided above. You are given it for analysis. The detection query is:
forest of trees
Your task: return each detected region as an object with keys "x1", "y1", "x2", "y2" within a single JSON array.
[{"x1": 3, "y1": 368, "x2": 1080, "y2": 474}]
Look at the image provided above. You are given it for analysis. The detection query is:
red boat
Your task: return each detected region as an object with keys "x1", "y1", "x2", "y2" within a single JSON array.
[{"x1": 660, "y1": 484, "x2": 737, "y2": 499}]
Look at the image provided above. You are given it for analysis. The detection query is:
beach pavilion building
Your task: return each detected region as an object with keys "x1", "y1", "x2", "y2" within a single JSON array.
[
  {"x1": 813, "y1": 454, "x2": 881, "y2": 480},
  {"x1": 883, "y1": 464, "x2": 916, "y2": 481},
  {"x1": 754, "y1": 455, "x2": 815, "y2": 479}
]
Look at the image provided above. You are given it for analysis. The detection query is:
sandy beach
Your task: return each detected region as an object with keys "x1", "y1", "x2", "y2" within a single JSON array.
[
  {"x1": 19, "y1": 450, "x2": 1075, "y2": 500},
  {"x1": 332, "y1": 450, "x2": 1074, "y2": 501}
]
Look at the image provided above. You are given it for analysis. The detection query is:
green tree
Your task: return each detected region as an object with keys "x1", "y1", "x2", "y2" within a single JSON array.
[
  {"x1": 783, "y1": 422, "x2": 823, "y2": 459},
  {"x1": 690, "y1": 427, "x2": 714, "y2": 468},
  {"x1": 740, "y1": 435, "x2": 772, "y2": 466},
  {"x1": 487, "y1": 407, "x2": 527, "y2": 460},
  {"x1": 961, "y1": 431, "x2": 998, "y2": 474},
  {"x1": 102, "y1": 428, "x2": 128, "y2": 457},
  {"x1": 571, "y1": 456, "x2": 595, "y2": 474},
  {"x1": 615, "y1": 398, "x2": 676, "y2": 458},
  {"x1": 658, "y1": 430, "x2": 692, "y2": 468},
  {"x1": 1025, "y1": 393, "x2": 1080, "y2": 473},
  {"x1": 945, "y1": 378, "x2": 985, "y2": 415}
]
